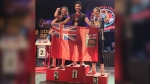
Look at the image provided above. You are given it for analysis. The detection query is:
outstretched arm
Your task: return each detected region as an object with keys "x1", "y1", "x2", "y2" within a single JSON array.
[
  {"x1": 58, "y1": 17, "x2": 70, "y2": 25},
  {"x1": 85, "y1": 17, "x2": 96, "y2": 28},
  {"x1": 51, "y1": 18, "x2": 58, "y2": 26}
]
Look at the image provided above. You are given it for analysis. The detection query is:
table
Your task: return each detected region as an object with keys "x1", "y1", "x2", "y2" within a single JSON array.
[{"x1": 35, "y1": 41, "x2": 51, "y2": 67}]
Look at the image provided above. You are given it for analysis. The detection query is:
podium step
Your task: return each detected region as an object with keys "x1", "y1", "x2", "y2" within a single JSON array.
[
  {"x1": 65, "y1": 65, "x2": 90, "y2": 83},
  {"x1": 46, "y1": 67, "x2": 66, "y2": 82},
  {"x1": 85, "y1": 73, "x2": 108, "y2": 84},
  {"x1": 35, "y1": 67, "x2": 47, "y2": 73}
]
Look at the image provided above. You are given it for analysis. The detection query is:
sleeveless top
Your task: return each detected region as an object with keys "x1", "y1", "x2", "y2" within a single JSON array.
[
  {"x1": 56, "y1": 15, "x2": 68, "y2": 23},
  {"x1": 70, "y1": 13, "x2": 87, "y2": 26}
]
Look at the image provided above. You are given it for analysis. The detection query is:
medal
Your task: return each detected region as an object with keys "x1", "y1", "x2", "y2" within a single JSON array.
[
  {"x1": 74, "y1": 13, "x2": 81, "y2": 26},
  {"x1": 94, "y1": 16, "x2": 101, "y2": 28},
  {"x1": 74, "y1": 22, "x2": 78, "y2": 26}
]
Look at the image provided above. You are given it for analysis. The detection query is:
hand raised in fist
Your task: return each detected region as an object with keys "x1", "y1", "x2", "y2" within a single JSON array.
[
  {"x1": 56, "y1": 8, "x2": 61, "y2": 11},
  {"x1": 104, "y1": 9, "x2": 108, "y2": 13}
]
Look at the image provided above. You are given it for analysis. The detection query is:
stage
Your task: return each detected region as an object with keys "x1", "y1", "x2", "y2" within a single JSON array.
[{"x1": 35, "y1": 0, "x2": 115, "y2": 83}]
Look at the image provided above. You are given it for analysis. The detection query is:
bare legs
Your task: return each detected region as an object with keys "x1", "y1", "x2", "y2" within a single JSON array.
[
  {"x1": 70, "y1": 61, "x2": 77, "y2": 66},
  {"x1": 89, "y1": 63, "x2": 105, "y2": 74},
  {"x1": 49, "y1": 58, "x2": 65, "y2": 69},
  {"x1": 49, "y1": 58, "x2": 56, "y2": 68},
  {"x1": 89, "y1": 63, "x2": 96, "y2": 74},
  {"x1": 59, "y1": 59, "x2": 65, "y2": 69},
  {"x1": 70, "y1": 61, "x2": 85, "y2": 67},
  {"x1": 80, "y1": 61, "x2": 85, "y2": 67}
]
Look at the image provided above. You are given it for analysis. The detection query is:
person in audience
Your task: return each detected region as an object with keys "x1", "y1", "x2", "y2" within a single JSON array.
[{"x1": 111, "y1": 42, "x2": 115, "y2": 51}]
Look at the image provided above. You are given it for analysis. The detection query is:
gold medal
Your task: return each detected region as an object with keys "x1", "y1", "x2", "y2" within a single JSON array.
[
  {"x1": 94, "y1": 21, "x2": 100, "y2": 28},
  {"x1": 74, "y1": 22, "x2": 78, "y2": 26}
]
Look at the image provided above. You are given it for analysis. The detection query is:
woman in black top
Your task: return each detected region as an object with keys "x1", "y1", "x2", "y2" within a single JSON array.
[
  {"x1": 46, "y1": 6, "x2": 69, "y2": 69},
  {"x1": 89, "y1": 7, "x2": 109, "y2": 74},
  {"x1": 59, "y1": 1, "x2": 96, "y2": 67}
]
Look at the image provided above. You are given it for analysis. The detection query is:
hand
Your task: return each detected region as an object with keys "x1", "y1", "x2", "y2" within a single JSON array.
[
  {"x1": 104, "y1": 9, "x2": 108, "y2": 13},
  {"x1": 56, "y1": 8, "x2": 61, "y2": 11},
  {"x1": 46, "y1": 38, "x2": 49, "y2": 42}
]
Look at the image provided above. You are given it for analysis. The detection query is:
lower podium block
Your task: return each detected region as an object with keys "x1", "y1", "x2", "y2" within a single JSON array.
[
  {"x1": 85, "y1": 73, "x2": 108, "y2": 84},
  {"x1": 46, "y1": 67, "x2": 66, "y2": 82},
  {"x1": 65, "y1": 65, "x2": 90, "y2": 83}
]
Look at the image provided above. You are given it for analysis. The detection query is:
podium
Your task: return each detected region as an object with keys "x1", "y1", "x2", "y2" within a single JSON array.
[
  {"x1": 85, "y1": 73, "x2": 108, "y2": 84},
  {"x1": 46, "y1": 65, "x2": 109, "y2": 84},
  {"x1": 65, "y1": 65, "x2": 90, "y2": 83},
  {"x1": 46, "y1": 67, "x2": 66, "y2": 82}
]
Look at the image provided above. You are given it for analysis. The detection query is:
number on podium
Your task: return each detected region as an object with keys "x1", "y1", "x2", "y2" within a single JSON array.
[
  {"x1": 93, "y1": 76, "x2": 98, "y2": 84},
  {"x1": 38, "y1": 48, "x2": 45, "y2": 57},
  {"x1": 72, "y1": 70, "x2": 77, "y2": 79},
  {"x1": 54, "y1": 71, "x2": 59, "y2": 80}
]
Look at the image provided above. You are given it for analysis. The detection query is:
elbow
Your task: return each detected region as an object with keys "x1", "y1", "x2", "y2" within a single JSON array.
[
  {"x1": 54, "y1": 14, "x2": 59, "y2": 18},
  {"x1": 51, "y1": 22, "x2": 54, "y2": 26},
  {"x1": 54, "y1": 15, "x2": 58, "y2": 18}
]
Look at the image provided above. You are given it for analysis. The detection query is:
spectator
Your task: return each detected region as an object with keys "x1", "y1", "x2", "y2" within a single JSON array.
[{"x1": 111, "y1": 42, "x2": 115, "y2": 51}]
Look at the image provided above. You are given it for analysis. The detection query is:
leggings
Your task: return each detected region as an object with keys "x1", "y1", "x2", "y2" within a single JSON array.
[{"x1": 93, "y1": 32, "x2": 104, "y2": 64}]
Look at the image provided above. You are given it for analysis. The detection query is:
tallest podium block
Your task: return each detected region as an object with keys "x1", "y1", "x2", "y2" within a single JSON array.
[{"x1": 65, "y1": 65, "x2": 90, "y2": 83}]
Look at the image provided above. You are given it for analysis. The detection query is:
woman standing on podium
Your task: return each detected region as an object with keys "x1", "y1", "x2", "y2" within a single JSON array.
[
  {"x1": 89, "y1": 7, "x2": 109, "y2": 74},
  {"x1": 59, "y1": 1, "x2": 96, "y2": 67},
  {"x1": 46, "y1": 6, "x2": 69, "y2": 69}
]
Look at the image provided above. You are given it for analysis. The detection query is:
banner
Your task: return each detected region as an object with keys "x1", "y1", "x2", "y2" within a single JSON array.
[
  {"x1": 51, "y1": 24, "x2": 99, "y2": 62},
  {"x1": 36, "y1": 18, "x2": 52, "y2": 40}
]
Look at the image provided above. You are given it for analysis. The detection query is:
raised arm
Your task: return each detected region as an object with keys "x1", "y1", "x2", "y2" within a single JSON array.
[
  {"x1": 58, "y1": 17, "x2": 70, "y2": 25},
  {"x1": 103, "y1": 9, "x2": 109, "y2": 23},
  {"x1": 54, "y1": 8, "x2": 62, "y2": 19},
  {"x1": 85, "y1": 17, "x2": 96, "y2": 28}
]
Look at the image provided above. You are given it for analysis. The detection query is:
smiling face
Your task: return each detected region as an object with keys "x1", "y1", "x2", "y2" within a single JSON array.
[
  {"x1": 61, "y1": 8, "x2": 68, "y2": 16},
  {"x1": 93, "y1": 8, "x2": 100, "y2": 16},
  {"x1": 75, "y1": 4, "x2": 81, "y2": 12}
]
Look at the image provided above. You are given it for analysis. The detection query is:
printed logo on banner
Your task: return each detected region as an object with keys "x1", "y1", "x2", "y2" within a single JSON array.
[
  {"x1": 86, "y1": 34, "x2": 97, "y2": 48},
  {"x1": 38, "y1": 19, "x2": 51, "y2": 28},
  {"x1": 90, "y1": 6, "x2": 115, "y2": 31}
]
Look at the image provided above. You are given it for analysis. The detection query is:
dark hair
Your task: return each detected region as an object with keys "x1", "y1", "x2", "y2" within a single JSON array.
[
  {"x1": 93, "y1": 7, "x2": 100, "y2": 13},
  {"x1": 74, "y1": 1, "x2": 82, "y2": 7}
]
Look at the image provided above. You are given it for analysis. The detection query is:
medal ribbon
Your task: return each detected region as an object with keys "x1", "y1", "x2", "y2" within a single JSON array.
[{"x1": 75, "y1": 13, "x2": 81, "y2": 22}]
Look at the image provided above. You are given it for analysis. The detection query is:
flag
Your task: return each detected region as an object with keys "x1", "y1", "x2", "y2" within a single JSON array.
[{"x1": 51, "y1": 24, "x2": 99, "y2": 62}]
